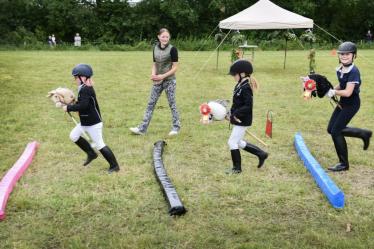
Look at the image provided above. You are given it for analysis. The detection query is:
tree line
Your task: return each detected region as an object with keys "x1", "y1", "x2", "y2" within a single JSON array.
[{"x1": 1, "y1": 0, "x2": 374, "y2": 45}]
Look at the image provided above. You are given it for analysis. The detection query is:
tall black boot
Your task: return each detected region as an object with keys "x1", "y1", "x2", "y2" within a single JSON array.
[
  {"x1": 341, "y1": 127, "x2": 372, "y2": 150},
  {"x1": 75, "y1": 137, "x2": 98, "y2": 166},
  {"x1": 226, "y1": 149, "x2": 242, "y2": 174},
  {"x1": 328, "y1": 135, "x2": 349, "y2": 172},
  {"x1": 99, "y1": 146, "x2": 120, "y2": 173},
  {"x1": 243, "y1": 142, "x2": 268, "y2": 168}
]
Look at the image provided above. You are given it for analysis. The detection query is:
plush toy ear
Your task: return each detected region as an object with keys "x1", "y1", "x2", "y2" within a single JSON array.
[
  {"x1": 214, "y1": 99, "x2": 230, "y2": 108},
  {"x1": 46, "y1": 90, "x2": 56, "y2": 98},
  {"x1": 55, "y1": 88, "x2": 65, "y2": 96}
]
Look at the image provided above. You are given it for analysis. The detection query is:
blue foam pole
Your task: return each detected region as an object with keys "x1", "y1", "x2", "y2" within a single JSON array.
[{"x1": 294, "y1": 132, "x2": 344, "y2": 208}]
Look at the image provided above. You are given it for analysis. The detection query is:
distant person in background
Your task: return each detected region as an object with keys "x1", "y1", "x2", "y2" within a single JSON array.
[
  {"x1": 366, "y1": 30, "x2": 373, "y2": 43},
  {"x1": 51, "y1": 34, "x2": 56, "y2": 46},
  {"x1": 48, "y1": 35, "x2": 52, "y2": 47},
  {"x1": 74, "y1": 33, "x2": 81, "y2": 47}
]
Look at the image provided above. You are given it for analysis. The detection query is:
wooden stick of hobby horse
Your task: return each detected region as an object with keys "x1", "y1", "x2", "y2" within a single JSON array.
[
  {"x1": 229, "y1": 116, "x2": 268, "y2": 147},
  {"x1": 67, "y1": 112, "x2": 94, "y2": 146},
  {"x1": 245, "y1": 130, "x2": 268, "y2": 147}
]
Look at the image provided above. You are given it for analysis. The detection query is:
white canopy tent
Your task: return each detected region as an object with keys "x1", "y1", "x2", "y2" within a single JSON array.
[
  {"x1": 218, "y1": 0, "x2": 314, "y2": 68},
  {"x1": 219, "y1": 0, "x2": 313, "y2": 30}
]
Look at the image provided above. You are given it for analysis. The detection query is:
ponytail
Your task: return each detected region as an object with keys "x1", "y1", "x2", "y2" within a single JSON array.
[
  {"x1": 239, "y1": 72, "x2": 259, "y2": 91},
  {"x1": 249, "y1": 76, "x2": 259, "y2": 91}
]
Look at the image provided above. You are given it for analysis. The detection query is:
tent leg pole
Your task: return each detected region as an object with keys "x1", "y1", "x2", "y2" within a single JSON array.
[
  {"x1": 216, "y1": 47, "x2": 219, "y2": 70},
  {"x1": 284, "y1": 39, "x2": 288, "y2": 70}
]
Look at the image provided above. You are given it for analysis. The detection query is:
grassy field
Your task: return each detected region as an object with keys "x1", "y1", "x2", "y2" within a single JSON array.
[{"x1": 0, "y1": 50, "x2": 373, "y2": 249}]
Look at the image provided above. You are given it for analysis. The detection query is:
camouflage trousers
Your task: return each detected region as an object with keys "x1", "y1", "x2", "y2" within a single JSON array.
[{"x1": 138, "y1": 79, "x2": 181, "y2": 132}]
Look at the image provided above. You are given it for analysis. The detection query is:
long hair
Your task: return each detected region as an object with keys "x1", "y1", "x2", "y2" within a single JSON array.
[
  {"x1": 241, "y1": 74, "x2": 258, "y2": 91},
  {"x1": 249, "y1": 75, "x2": 258, "y2": 91}
]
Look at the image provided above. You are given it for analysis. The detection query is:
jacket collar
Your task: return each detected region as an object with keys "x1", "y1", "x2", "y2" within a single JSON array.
[
  {"x1": 78, "y1": 83, "x2": 85, "y2": 93},
  {"x1": 234, "y1": 79, "x2": 249, "y2": 95},
  {"x1": 336, "y1": 63, "x2": 354, "y2": 73},
  {"x1": 236, "y1": 79, "x2": 249, "y2": 88}
]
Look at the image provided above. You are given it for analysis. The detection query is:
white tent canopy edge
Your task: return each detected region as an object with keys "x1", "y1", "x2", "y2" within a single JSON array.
[{"x1": 219, "y1": 0, "x2": 313, "y2": 30}]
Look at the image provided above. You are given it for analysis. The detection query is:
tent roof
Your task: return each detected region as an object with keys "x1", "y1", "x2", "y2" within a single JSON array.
[{"x1": 219, "y1": 0, "x2": 313, "y2": 30}]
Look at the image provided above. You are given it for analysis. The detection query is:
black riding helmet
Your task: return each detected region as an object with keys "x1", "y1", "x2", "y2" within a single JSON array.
[
  {"x1": 72, "y1": 64, "x2": 93, "y2": 78},
  {"x1": 229, "y1": 59, "x2": 253, "y2": 76},
  {"x1": 337, "y1": 41, "x2": 357, "y2": 56}
]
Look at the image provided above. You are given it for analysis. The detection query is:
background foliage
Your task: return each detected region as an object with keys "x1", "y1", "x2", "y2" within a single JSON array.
[{"x1": 1, "y1": 0, "x2": 374, "y2": 47}]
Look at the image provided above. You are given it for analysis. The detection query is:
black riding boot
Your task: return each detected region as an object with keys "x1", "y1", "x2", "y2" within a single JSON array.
[
  {"x1": 99, "y1": 146, "x2": 120, "y2": 173},
  {"x1": 341, "y1": 127, "x2": 372, "y2": 150},
  {"x1": 243, "y1": 142, "x2": 268, "y2": 168},
  {"x1": 328, "y1": 135, "x2": 349, "y2": 172},
  {"x1": 226, "y1": 149, "x2": 242, "y2": 174},
  {"x1": 75, "y1": 137, "x2": 98, "y2": 166}
]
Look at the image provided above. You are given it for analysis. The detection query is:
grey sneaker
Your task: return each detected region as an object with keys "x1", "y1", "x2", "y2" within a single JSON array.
[
  {"x1": 168, "y1": 130, "x2": 179, "y2": 136},
  {"x1": 129, "y1": 127, "x2": 145, "y2": 135}
]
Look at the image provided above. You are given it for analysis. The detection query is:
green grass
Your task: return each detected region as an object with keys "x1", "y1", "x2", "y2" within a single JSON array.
[{"x1": 0, "y1": 50, "x2": 373, "y2": 249}]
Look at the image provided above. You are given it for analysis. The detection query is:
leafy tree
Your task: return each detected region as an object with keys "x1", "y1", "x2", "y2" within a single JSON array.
[{"x1": 1, "y1": 0, "x2": 374, "y2": 45}]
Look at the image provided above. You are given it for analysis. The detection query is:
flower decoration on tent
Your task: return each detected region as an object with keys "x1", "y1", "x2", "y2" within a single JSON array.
[
  {"x1": 231, "y1": 31, "x2": 246, "y2": 62},
  {"x1": 300, "y1": 29, "x2": 317, "y2": 43}
]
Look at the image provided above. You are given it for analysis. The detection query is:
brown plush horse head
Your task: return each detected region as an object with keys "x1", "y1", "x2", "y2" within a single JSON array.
[{"x1": 47, "y1": 87, "x2": 76, "y2": 107}]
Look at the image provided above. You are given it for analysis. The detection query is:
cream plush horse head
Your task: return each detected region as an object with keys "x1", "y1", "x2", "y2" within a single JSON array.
[{"x1": 47, "y1": 87, "x2": 76, "y2": 108}]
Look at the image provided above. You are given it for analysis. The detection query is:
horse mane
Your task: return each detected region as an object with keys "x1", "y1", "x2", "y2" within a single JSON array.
[{"x1": 308, "y1": 74, "x2": 334, "y2": 98}]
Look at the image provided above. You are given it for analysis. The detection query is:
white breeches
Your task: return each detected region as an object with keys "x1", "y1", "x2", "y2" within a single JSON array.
[
  {"x1": 228, "y1": 125, "x2": 248, "y2": 150},
  {"x1": 70, "y1": 122, "x2": 106, "y2": 150}
]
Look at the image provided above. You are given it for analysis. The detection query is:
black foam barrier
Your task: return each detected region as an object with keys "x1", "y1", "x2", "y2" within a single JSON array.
[{"x1": 152, "y1": 140, "x2": 187, "y2": 216}]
